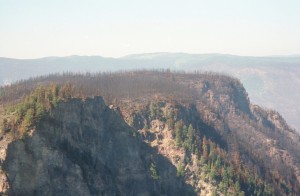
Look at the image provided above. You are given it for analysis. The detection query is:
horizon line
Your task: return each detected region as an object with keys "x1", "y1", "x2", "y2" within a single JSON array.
[{"x1": 1, "y1": 52, "x2": 300, "y2": 60}]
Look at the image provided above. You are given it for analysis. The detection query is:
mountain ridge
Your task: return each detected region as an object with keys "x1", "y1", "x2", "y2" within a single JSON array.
[
  {"x1": 0, "y1": 71, "x2": 299, "y2": 195},
  {"x1": 1, "y1": 53, "x2": 299, "y2": 133}
]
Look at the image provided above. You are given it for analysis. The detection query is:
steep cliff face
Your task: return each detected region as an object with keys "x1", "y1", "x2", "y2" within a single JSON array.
[
  {"x1": 118, "y1": 76, "x2": 300, "y2": 195},
  {"x1": 191, "y1": 77, "x2": 300, "y2": 188},
  {"x1": 1, "y1": 97, "x2": 194, "y2": 196},
  {"x1": 250, "y1": 105, "x2": 300, "y2": 182}
]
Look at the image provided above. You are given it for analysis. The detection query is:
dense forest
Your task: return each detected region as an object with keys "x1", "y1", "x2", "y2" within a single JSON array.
[{"x1": 0, "y1": 70, "x2": 299, "y2": 195}]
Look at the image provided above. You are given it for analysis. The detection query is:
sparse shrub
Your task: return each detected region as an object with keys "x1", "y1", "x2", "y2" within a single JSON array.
[
  {"x1": 177, "y1": 162, "x2": 185, "y2": 177},
  {"x1": 150, "y1": 162, "x2": 159, "y2": 180}
]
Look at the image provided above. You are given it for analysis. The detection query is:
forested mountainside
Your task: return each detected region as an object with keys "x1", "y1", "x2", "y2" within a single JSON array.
[
  {"x1": 0, "y1": 71, "x2": 300, "y2": 195},
  {"x1": 1, "y1": 53, "x2": 300, "y2": 133}
]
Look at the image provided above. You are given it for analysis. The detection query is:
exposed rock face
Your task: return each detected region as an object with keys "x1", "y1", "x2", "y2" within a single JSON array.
[
  {"x1": 191, "y1": 77, "x2": 300, "y2": 183},
  {"x1": 118, "y1": 76, "x2": 300, "y2": 195},
  {"x1": 192, "y1": 78, "x2": 300, "y2": 187},
  {"x1": 2, "y1": 97, "x2": 195, "y2": 195}
]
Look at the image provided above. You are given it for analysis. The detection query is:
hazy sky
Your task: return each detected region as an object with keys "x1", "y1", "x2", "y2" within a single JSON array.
[{"x1": 1, "y1": 0, "x2": 300, "y2": 58}]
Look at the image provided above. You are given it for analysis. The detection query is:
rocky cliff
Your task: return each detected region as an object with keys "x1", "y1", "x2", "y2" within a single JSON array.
[
  {"x1": 0, "y1": 71, "x2": 300, "y2": 195},
  {"x1": 0, "y1": 97, "x2": 194, "y2": 195}
]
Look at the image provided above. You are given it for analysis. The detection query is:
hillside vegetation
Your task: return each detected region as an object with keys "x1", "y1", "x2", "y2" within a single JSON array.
[{"x1": 0, "y1": 70, "x2": 299, "y2": 195}]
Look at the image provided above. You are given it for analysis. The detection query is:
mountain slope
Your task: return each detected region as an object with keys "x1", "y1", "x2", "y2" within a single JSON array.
[
  {"x1": 1, "y1": 97, "x2": 195, "y2": 195},
  {"x1": 0, "y1": 71, "x2": 299, "y2": 195},
  {"x1": 1, "y1": 53, "x2": 299, "y2": 133}
]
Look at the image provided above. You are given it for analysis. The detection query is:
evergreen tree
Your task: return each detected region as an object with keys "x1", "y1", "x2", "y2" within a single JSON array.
[
  {"x1": 177, "y1": 162, "x2": 185, "y2": 177},
  {"x1": 209, "y1": 165, "x2": 217, "y2": 182},
  {"x1": 36, "y1": 102, "x2": 46, "y2": 120},
  {"x1": 235, "y1": 180, "x2": 241, "y2": 193},
  {"x1": 150, "y1": 102, "x2": 156, "y2": 120},
  {"x1": 175, "y1": 120, "x2": 183, "y2": 147},
  {"x1": 21, "y1": 108, "x2": 34, "y2": 131},
  {"x1": 202, "y1": 136, "x2": 208, "y2": 163},
  {"x1": 209, "y1": 142, "x2": 216, "y2": 161},
  {"x1": 185, "y1": 124, "x2": 195, "y2": 151}
]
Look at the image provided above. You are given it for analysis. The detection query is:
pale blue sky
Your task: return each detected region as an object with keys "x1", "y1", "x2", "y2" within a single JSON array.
[{"x1": 1, "y1": 0, "x2": 300, "y2": 58}]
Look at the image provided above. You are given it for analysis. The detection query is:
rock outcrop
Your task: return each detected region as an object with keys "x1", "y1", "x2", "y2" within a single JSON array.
[{"x1": 1, "y1": 97, "x2": 195, "y2": 195}]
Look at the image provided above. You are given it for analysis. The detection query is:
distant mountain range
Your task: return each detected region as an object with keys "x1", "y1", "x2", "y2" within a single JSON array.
[{"x1": 1, "y1": 53, "x2": 299, "y2": 132}]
